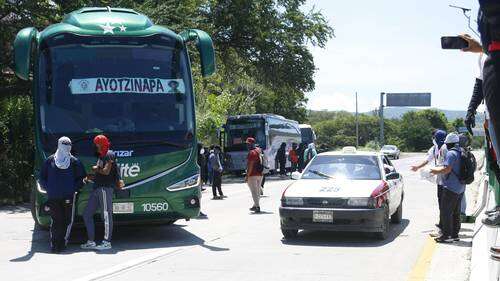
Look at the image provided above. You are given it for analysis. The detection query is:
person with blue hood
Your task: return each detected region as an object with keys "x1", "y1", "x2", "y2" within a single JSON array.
[
  {"x1": 39, "y1": 137, "x2": 86, "y2": 253},
  {"x1": 411, "y1": 129, "x2": 448, "y2": 232}
]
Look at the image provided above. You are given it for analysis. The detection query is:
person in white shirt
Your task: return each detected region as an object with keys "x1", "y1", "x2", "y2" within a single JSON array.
[{"x1": 411, "y1": 129, "x2": 447, "y2": 230}]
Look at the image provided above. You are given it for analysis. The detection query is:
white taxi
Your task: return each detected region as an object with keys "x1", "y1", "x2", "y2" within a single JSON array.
[{"x1": 279, "y1": 147, "x2": 404, "y2": 240}]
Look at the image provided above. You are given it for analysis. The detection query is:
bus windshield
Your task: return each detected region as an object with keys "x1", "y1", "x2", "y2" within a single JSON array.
[
  {"x1": 300, "y1": 127, "x2": 314, "y2": 144},
  {"x1": 37, "y1": 35, "x2": 193, "y2": 152},
  {"x1": 225, "y1": 119, "x2": 266, "y2": 151}
]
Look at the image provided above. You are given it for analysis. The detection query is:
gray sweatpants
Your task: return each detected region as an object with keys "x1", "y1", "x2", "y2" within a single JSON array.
[{"x1": 83, "y1": 187, "x2": 113, "y2": 242}]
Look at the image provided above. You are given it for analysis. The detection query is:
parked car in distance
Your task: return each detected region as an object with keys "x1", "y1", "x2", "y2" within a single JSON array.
[{"x1": 380, "y1": 145, "x2": 400, "y2": 159}]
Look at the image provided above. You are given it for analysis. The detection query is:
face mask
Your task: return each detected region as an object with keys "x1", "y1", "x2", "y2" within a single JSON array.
[{"x1": 432, "y1": 139, "x2": 437, "y2": 147}]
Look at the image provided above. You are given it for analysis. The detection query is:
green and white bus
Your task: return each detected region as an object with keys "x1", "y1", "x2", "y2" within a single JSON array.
[{"x1": 13, "y1": 7, "x2": 215, "y2": 227}]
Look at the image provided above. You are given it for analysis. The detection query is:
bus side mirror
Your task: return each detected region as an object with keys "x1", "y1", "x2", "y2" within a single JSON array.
[
  {"x1": 180, "y1": 29, "x2": 216, "y2": 77},
  {"x1": 14, "y1": 27, "x2": 38, "y2": 81}
]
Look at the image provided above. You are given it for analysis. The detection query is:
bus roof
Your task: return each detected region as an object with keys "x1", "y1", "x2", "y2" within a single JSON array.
[
  {"x1": 227, "y1": 114, "x2": 298, "y2": 124},
  {"x1": 39, "y1": 7, "x2": 180, "y2": 42}
]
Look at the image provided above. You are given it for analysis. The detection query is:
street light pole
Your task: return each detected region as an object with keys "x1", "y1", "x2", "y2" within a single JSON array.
[
  {"x1": 379, "y1": 92, "x2": 385, "y2": 146},
  {"x1": 355, "y1": 92, "x2": 359, "y2": 148}
]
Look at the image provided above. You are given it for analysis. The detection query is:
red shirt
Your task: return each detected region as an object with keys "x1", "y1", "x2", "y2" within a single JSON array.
[{"x1": 247, "y1": 148, "x2": 262, "y2": 176}]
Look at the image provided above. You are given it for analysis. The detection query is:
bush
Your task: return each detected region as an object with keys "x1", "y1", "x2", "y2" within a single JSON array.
[
  {"x1": 365, "y1": 140, "x2": 380, "y2": 151},
  {"x1": 0, "y1": 96, "x2": 34, "y2": 205}
]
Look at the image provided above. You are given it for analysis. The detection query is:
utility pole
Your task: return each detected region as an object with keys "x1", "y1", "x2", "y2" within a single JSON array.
[
  {"x1": 379, "y1": 92, "x2": 385, "y2": 145},
  {"x1": 355, "y1": 92, "x2": 359, "y2": 148}
]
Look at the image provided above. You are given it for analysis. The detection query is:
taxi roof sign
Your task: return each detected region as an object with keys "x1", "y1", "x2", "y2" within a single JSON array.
[{"x1": 342, "y1": 146, "x2": 357, "y2": 154}]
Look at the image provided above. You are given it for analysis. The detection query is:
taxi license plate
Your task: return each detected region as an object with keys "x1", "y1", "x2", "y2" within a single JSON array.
[
  {"x1": 113, "y1": 202, "x2": 134, "y2": 214},
  {"x1": 313, "y1": 210, "x2": 333, "y2": 223}
]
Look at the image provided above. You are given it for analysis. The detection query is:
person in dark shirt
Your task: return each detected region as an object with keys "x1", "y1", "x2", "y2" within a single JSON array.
[
  {"x1": 81, "y1": 135, "x2": 122, "y2": 251},
  {"x1": 297, "y1": 143, "x2": 306, "y2": 172},
  {"x1": 39, "y1": 137, "x2": 86, "y2": 253},
  {"x1": 276, "y1": 142, "x2": 287, "y2": 176}
]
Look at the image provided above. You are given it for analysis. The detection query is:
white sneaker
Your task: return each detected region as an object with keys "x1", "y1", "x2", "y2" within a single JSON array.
[
  {"x1": 80, "y1": 240, "x2": 97, "y2": 250},
  {"x1": 95, "y1": 240, "x2": 112, "y2": 251}
]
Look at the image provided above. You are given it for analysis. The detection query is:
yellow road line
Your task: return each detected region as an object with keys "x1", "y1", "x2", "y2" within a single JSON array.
[{"x1": 407, "y1": 236, "x2": 437, "y2": 281}]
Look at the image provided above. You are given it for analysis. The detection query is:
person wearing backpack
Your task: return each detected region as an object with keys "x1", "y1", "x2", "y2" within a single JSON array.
[
  {"x1": 81, "y1": 135, "x2": 123, "y2": 251},
  {"x1": 39, "y1": 137, "x2": 86, "y2": 253},
  {"x1": 245, "y1": 137, "x2": 263, "y2": 213},
  {"x1": 430, "y1": 133, "x2": 468, "y2": 243}
]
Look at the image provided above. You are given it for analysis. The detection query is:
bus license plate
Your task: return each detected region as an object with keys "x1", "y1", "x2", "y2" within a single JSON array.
[
  {"x1": 113, "y1": 202, "x2": 134, "y2": 214},
  {"x1": 313, "y1": 210, "x2": 333, "y2": 223}
]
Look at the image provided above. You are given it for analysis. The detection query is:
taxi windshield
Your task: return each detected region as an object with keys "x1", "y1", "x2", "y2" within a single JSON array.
[{"x1": 302, "y1": 155, "x2": 381, "y2": 180}]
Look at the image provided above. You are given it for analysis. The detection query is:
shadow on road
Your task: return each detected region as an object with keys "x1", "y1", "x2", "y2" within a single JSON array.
[
  {"x1": 281, "y1": 219, "x2": 410, "y2": 247},
  {"x1": 10, "y1": 222, "x2": 229, "y2": 261}
]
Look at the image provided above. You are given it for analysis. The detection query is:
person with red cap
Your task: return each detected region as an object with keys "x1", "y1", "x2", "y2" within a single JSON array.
[
  {"x1": 245, "y1": 137, "x2": 263, "y2": 213},
  {"x1": 81, "y1": 135, "x2": 122, "y2": 251}
]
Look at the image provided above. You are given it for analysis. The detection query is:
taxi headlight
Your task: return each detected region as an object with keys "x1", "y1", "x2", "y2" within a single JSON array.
[
  {"x1": 166, "y1": 174, "x2": 200, "y2": 191},
  {"x1": 347, "y1": 197, "x2": 373, "y2": 208},
  {"x1": 285, "y1": 197, "x2": 304, "y2": 206}
]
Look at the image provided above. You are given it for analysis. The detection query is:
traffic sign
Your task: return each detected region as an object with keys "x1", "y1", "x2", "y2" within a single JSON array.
[{"x1": 386, "y1": 93, "x2": 431, "y2": 107}]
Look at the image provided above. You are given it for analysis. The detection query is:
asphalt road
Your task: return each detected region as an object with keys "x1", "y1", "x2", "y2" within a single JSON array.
[{"x1": 0, "y1": 153, "x2": 472, "y2": 281}]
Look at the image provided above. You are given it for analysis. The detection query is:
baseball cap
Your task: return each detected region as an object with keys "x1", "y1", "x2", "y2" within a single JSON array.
[{"x1": 444, "y1": 133, "x2": 460, "y2": 144}]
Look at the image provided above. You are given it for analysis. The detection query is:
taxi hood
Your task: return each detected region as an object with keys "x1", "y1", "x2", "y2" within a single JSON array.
[{"x1": 285, "y1": 178, "x2": 384, "y2": 198}]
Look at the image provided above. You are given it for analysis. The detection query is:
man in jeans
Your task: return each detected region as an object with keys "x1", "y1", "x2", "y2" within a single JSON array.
[
  {"x1": 81, "y1": 135, "x2": 122, "y2": 251},
  {"x1": 246, "y1": 137, "x2": 263, "y2": 213},
  {"x1": 209, "y1": 145, "x2": 225, "y2": 199},
  {"x1": 431, "y1": 133, "x2": 465, "y2": 243}
]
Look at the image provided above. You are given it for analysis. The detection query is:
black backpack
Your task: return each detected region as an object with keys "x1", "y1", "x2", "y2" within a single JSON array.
[{"x1": 451, "y1": 147, "x2": 476, "y2": 185}]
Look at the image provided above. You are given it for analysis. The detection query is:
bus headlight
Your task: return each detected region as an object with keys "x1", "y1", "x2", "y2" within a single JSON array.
[
  {"x1": 36, "y1": 181, "x2": 47, "y2": 194},
  {"x1": 166, "y1": 174, "x2": 200, "y2": 191}
]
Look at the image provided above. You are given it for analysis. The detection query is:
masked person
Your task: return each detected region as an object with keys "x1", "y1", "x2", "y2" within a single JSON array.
[
  {"x1": 411, "y1": 129, "x2": 447, "y2": 232},
  {"x1": 246, "y1": 137, "x2": 263, "y2": 213},
  {"x1": 39, "y1": 137, "x2": 86, "y2": 253},
  {"x1": 81, "y1": 135, "x2": 122, "y2": 251},
  {"x1": 430, "y1": 133, "x2": 465, "y2": 243}
]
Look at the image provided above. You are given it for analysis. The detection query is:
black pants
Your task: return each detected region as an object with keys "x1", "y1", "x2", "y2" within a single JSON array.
[
  {"x1": 46, "y1": 196, "x2": 76, "y2": 250},
  {"x1": 212, "y1": 170, "x2": 223, "y2": 197},
  {"x1": 440, "y1": 189, "x2": 463, "y2": 238},
  {"x1": 261, "y1": 173, "x2": 266, "y2": 188},
  {"x1": 291, "y1": 162, "x2": 298, "y2": 173},
  {"x1": 483, "y1": 53, "x2": 500, "y2": 158},
  {"x1": 437, "y1": 185, "x2": 443, "y2": 228},
  {"x1": 279, "y1": 160, "x2": 286, "y2": 175}
]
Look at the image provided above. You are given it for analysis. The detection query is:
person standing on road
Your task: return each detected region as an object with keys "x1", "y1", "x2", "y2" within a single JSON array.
[
  {"x1": 430, "y1": 133, "x2": 465, "y2": 243},
  {"x1": 81, "y1": 135, "x2": 122, "y2": 251},
  {"x1": 289, "y1": 143, "x2": 299, "y2": 174},
  {"x1": 209, "y1": 145, "x2": 225, "y2": 199},
  {"x1": 297, "y1": 143, "x2": 306, "y2": 172},
  {"x1": 246, "y1": 137, "x2": 263, "y2": 213},
  {"x1": 39, "y1": 137, "x2": 86, "y2": 253},
  {"x1": 276, "y1": 142, "x2": 287, "y2": 176},
  {"x1": 303, "y1": 143, "x2": 317, "y2": 167},
  {"x1": 410, "y1": 129, "x2": 447, "y2": 231}
]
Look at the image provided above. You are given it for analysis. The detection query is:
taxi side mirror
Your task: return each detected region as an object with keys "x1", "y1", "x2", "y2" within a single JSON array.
[
  {"x1": 291, "y1": 171, "x2": 301, "y2": 180},
  {"x1": 386, "y1": 172, "x2": 400, "y2": 180}
]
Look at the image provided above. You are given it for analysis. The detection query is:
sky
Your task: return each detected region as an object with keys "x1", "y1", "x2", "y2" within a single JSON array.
[{"x1": 304, "y1": 0, "x2": 482, "y2": 112}]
